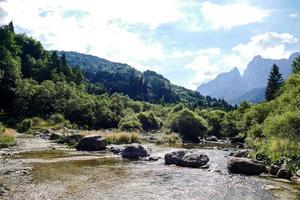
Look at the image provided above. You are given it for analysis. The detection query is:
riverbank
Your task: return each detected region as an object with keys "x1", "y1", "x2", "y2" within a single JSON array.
[{"x1": 0, "y1": 132, "x2": 299, "y2": 200}]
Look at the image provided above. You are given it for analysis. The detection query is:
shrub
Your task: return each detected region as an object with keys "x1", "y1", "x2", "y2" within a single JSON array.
[
  {"x1": 0, "y1": 123, "x2": 5, "y2": 134},
  {"x1": 263, "y1": 111, "x2": 300, "y2": 139},
  {"x1": 0, "y1": 129, "x2": 16, "y2": 148},
  {"x1": 17, "y1": 118, "x2": 33, "y2": 133},
  {"x1": 162, "y1": 133, "x2": 182, "y2": 144},
  {"x1": 168, "y1": 109, "x2": 208, "y2": 142},
  {"x1": 105, "y1": 132, "x2": 140, "y2": 144},
  {"x1": 49, "y1": 113, "x2": 67, "y2": 125},
  {"x1": 137, "y1": 111, "x2": 162, "y2": 131},
  {"x1": 118, "y1": 117, "x2": 142, "y2": 131}
]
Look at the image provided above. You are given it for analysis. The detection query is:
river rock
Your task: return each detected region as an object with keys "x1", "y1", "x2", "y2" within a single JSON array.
[
  {"x1": 49, "y1": 132, "x2": 63, "y2": 140},
  {"x1": 277, "y1": 169, "x2": 292, "y2": 180},
  {"x1": 296, "y1": 170, "x2": 300, "y2": 177},
  {"x1": 121, "y1": 144, "x2": 149, "y2": 159},
  {"x1": 206, "y1": 136, "x2": 218, "y2": 141},
  {"x1": 76, "y1": 135, "x2": 107, "y2": 151},
  {"x1": 165, "y1": 150, "x2": 209, "y2": 168},
  {"x1": 106, "y1": 145, "x2": 124, "y2": 154},
  {"x1": 232, "y1": 149, "x2": 251, "y2": 158},
  {"x1": 269, "y1": 165, "x2": 281, "y2": 176},
  {"x1": 61, "y1": 134, "x2": 83, "y2": 145},
  {"x1": 231, "y1": 135, "x2": 246, "y2": 144},
  {"x1": 227, "y1": 157, "x2": 267, "y2": 175}
]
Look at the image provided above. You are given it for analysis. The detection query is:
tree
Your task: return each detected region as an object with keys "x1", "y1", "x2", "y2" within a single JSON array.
[
  {"x1": 265, "y1": 64, "x2": 283, "y2": 101},
  {"x1": 8, "y1": 21, "x2": 14, "y2": 32},
  {"x1": 292, "y1": 56, "x2": 300, "y2": 74}
]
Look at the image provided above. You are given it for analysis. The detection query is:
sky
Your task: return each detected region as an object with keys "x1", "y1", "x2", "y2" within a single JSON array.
[{"x1": 1, "y1": 0, "x2": 300, "y2": 89}]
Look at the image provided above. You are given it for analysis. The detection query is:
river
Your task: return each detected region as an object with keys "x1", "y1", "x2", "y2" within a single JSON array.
[{"x1": 0, "y1": 134, "x2": 299, "y2": 200}]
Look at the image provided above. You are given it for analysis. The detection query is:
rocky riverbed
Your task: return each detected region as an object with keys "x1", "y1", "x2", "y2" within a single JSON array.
[{"x1": 0, "y1": 133, "x2": 299, "y2": 200}]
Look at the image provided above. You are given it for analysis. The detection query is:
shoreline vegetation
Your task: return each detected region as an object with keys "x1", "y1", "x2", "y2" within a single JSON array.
[{"x1": 0, "y1": 21, "x2": 299, "y2": 186}]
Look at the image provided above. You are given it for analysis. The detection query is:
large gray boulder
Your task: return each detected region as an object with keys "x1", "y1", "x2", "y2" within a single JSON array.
[
  {"x1": 228, "y1": 157, "x2": 267, "y2": 175},
  {"x1": 165, "y1": 150, "x2": 209, "y2": 168},
  {"x1": 76, "y1": 135, "x2": 107, "y2": 151},
  {"x1": 121, "y1": 144, "x2": 149, "y2": 159}
]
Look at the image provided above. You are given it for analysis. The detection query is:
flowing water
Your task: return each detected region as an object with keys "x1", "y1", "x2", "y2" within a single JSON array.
[{"x1": 2, "y1": 142, "x2": 300, "y2": 200}]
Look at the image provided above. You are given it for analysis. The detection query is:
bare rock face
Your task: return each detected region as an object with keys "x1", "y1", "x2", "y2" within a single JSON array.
[
  {"x1": 76, "y1": 135, "x2": 107, "y2": 151},
  {"x1": 228, "y1": 157, "x2": 267, "y2": 175},
  {"x1": 121, "y1": 144, "x2": 149, "y2": 159},
  {"x1": 165, "y1": 150, "x2": 209, "y2": 168},
  {"x1": 232, "y1": 149, "x2": 251, "y2": 158}
]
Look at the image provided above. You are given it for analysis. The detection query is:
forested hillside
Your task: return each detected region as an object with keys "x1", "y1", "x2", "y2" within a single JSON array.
[{"x1": 58, "y1": 51, "x2": 230, "y2": 108}]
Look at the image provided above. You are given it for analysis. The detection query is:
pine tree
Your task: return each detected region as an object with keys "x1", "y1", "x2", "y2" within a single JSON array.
[
  {"x1": 265, "y1": 64, "x2": 284, "y2": 101},
  {"x1": 8, "y1": 21, "x2": 14, "y2": 32},
  {"x1": 292, "y1": 56, "x2": 300, "y2": 74}
]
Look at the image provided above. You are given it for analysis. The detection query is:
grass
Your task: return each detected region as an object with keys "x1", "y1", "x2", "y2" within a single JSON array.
[
  {"x1": 0, "y1": 128, "x2": 16, "y2": 148},
  {"x1": 161, "y1": 133, "x2": 182, "y2": 144},
  {"x1": 80, "y1": 130, "x2": 140, "y2": 144}
]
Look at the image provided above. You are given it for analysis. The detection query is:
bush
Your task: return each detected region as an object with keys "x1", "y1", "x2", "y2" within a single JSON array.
[
  {"x1": 263, "y1": 111, "x2": 300, "y2": 139},
  {"x1": 118, "y1": 117, "x2": 142, "y2": 131},
  {"x1": 162, "y1": 133, "x2": 182, "y2": 144},
  {"x1": 105, "y1": 132, "x2": 140, "y2": 144},
  {"x1": 49, "y1": 113, "x2": 67, "y2": 125},
  {"x1": 168, "y1": 109, "x2": 208, "y2": 142},
  {"x1": 136, "y1": 112, "x2": 162, "y2": 131},
  {"x1": 0, "y1": 129, "x2": 16, "y2": 148},
  {"x1": 17, "y1": 118, "x2": 33, "y2": 132}
]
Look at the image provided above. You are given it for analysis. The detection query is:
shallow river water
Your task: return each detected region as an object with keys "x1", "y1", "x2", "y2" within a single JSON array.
[{"x1": 3, "y1": 142, "x2": 300, "y2": 200}]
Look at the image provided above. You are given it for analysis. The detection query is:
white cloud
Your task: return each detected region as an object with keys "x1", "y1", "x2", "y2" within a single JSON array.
[
  {"x1": 0, "y1": 0, "x2": 184, "y2": 70},
  {"x1": 289, "y1": 13, "x2": 298, "y2": 18},
  {"x1": 200, "y1": 1, "x2": 271, "y2": 30},
  {"x1": 185, "y1": 32, "x2": 298, "y2": 89},
  {"x1": 232, "y1": 32, "x2": 298, "y2": 69}
]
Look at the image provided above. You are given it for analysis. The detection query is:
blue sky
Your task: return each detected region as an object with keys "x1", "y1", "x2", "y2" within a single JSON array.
[{"x1": 1, "y1": 0, "x2": 300, "y2": 89}]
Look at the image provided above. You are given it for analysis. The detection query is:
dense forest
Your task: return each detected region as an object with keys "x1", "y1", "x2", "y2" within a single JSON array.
[{"x1": 0, "y1": 22, "x2": 299, "y2": 170}]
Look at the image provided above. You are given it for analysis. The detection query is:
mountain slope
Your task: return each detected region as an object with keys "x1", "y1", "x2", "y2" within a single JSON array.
[
  {"x1": 58, "y1": 51, "x2": 232, "y2": 109},
  {"x1": 197, "y1": 53, "x2": 300, "y2": 104}
]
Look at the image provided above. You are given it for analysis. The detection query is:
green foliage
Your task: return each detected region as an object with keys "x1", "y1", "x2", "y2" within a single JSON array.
[
  {"x1": 104, "y1": 132, "x2": 139, "y2": 144},
  {"x1": 49, "y1": 113, "x2": 67, "y2": 125},
  {"x1": 168, "y1": 109, "x2": 208, "y2": 142},
  {"x1": 197, "y1": 109, "x2": 226, "y2": 137},
  {"x1": 292, "y1": 56, "x2": 300, "y2": 74},
  {"x1": 161, "y1": 133, "x2": 182, "y2": 144},
  {"x1": 17, "y1": 118, "x2": 33, "y2": 133},
  {"x1": 136, "y1": 111, "x2": 162, "y2": 131},
  {"x1": 118, "y1": 117, "x2": 142, "y2": 131},
  {"x1": 265, "y1": 64, "x2": 284, "y2": 101},
  {"x1": 0, "y1": 130, "x2": 16, "y2": 148},
  {"x1": 263, "y1": 111, "x2": 300, "y2": 139}
]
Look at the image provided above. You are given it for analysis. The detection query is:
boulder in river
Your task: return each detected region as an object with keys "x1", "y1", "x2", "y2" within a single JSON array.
[
  {"x1": 232, "y1": 149, "x2": 251, "y2": 158},
  {"x1": 49, "y1": 132, "x2": 63, "y2": 140},
  {"x1": 121, "y1": 144, "x2": 149, "y2": 159},
  {"x1": 269, "y1": 165, "x2": 281, "y2": 176},
  {"x1": 165, "y1": 150, "x2": 209, "y2": 168},
  {"x1": 277, "y1": 168, "x2": 292, "y2": 180},
  {"x1": 106, "y1": 145, "x2": 124, "y2": 154},
  {"x1": 76, "y1": 135, "x2": 107, "y2": 151},
  {"x1": 227, "y1": 157, "x2": 267, "y2": 175},
  {"x1": 206, "y1": 136, "x2": 218, "y2": 141}
]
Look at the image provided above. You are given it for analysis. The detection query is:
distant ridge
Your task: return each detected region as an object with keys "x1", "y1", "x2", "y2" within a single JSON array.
[{"x1": 197, "y1": 52, "x2": 300, "y2": 104}]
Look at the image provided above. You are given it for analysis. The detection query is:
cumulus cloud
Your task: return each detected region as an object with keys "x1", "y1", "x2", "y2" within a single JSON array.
[
  {"x1": 0, "y1": 0, "x2": 184, "y2": 70},
  {"x1": 185, "y1": 32, "x2": 298, "y2": 89},
  {"x1": 200, "y1": 1, "x2": 271, "y2": 30}
]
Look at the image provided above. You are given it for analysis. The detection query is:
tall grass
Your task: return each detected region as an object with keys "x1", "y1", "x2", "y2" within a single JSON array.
[
  {"x1": 104, "y1": 132, "x2": 140, "y2": 144},
  {"x1": 0, "y1": 126, "x2": 16, "y2": 148}
]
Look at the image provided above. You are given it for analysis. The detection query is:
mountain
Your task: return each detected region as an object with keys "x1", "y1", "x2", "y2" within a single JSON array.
[
  {"x1": 58, "y1": 51, "x2": 232, "y2": 109},
  {"x1": 197, "y1": 53, "x2": 300, "y2": 104}
]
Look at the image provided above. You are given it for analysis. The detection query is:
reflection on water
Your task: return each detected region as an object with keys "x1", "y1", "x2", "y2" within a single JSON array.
[{"x1": 9, "y1": 143, "x2": 300, "y2": 200}]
